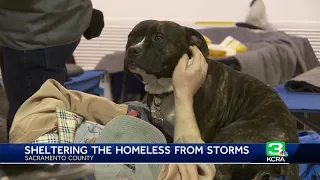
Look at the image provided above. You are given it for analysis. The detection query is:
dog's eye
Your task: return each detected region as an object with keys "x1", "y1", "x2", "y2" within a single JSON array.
[{"x1": 154, "y1": 35, "x2": 163, "y2": 42}]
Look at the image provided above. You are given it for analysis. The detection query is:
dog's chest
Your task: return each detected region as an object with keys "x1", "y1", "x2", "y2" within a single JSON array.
[{"x1": 151, "y1": 94, "x2": 175, "y2": 136}]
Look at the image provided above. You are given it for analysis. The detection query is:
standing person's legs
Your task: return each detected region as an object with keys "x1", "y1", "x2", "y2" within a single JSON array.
[
  {"x1": 0, "y1": 52, "x2": 9, "y2": 143},
  {"x1": 0, "y1": 40, "x2": 80, "y2": 132}
]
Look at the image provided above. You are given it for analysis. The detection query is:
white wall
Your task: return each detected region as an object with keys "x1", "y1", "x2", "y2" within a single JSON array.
[
  {"x1": 74, "y1": 0, "x2": 320, "y2": 70},
  {"x1": 92, "y1": 0, "x2": 320, "y2": 22},
  {"x1": 265, "y1": 0, "x2": 320, "y2": 22}
]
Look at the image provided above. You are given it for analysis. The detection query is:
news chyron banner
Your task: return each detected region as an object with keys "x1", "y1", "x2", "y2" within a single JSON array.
[{"x1": 0, "y1": 143, "x2": 318, "y2": 163}]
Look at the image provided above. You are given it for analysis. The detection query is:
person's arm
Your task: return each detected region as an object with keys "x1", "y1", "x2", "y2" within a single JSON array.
[
  {"x1": 158, "y1": 46, "x2": 216, "y2": 180},
  {"x1": 174, "y1": 93, "x2": 201, "y2": 142},
  {"x1": 172, "y1": 46, "x2": 206, "y2": 142},
  {"x1": 10, "y1": 79, "x2": 127, "y2": 143}
]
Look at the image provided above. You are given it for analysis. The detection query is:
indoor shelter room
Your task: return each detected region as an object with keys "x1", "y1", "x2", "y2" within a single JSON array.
[{"x1": 0, "y1": 0, "x2": 320, "y2": 179}]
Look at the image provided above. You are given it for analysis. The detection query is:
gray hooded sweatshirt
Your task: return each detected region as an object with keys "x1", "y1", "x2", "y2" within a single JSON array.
[{"x1": 0, "y1": 0, "x2": 92, "y2": 50}]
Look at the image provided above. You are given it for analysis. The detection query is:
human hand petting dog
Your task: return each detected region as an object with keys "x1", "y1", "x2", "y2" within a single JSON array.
[
  {"x1": 172, "y1": 46, "x2": 208, "y2": 100},
  {"x1": 170, "y1": 46, "x2": 216, "y2": 179},
  {"x1": 172, "y1": 45, "x2": 208, "y2": 140}
]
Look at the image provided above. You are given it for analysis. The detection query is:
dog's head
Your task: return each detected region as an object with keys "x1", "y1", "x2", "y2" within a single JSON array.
[{"x1": 124, "y1": 20, "x2": 209, "y2": 94}]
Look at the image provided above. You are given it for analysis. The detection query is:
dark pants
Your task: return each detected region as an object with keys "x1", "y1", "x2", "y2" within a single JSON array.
[{"x1": 0, "y1": 40, "x2": 80, "y2": 133}]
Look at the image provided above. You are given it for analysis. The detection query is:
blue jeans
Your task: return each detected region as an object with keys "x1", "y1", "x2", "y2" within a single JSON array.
[{"x1": 0, "y1": 40, "x2": 80, "y2": 133}]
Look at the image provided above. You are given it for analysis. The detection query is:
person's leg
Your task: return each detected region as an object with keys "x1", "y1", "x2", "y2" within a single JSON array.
[
  {"x1": 0, "y1": 52, "x2": 9, "y2": 143},
  {"x1": 0, "y1": 47, "x2": 28, "y2": 133},
  {"x1": 22, "y1": 40, "x2": 80, "y2": 95},
  {"x1": 0, "y1": 40, "x2": 80, "y2": 132}
]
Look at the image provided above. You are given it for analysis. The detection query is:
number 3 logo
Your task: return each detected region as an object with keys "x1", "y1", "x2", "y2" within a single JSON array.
[{"x1": 268, "y1": 143, "x2": 283, "y2": 155}]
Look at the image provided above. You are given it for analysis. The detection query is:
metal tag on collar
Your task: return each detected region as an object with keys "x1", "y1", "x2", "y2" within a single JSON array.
[
  {"x1": 151, "y1": 110, "x2": 164, "y2": 126},
  {"x1": 151, "y1": 97, "x2": 164, "y2": 126}
]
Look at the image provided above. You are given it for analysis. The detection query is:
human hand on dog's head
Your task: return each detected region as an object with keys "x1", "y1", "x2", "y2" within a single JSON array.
[{"x1": 172, "y1": 46, "x2": 208, "y2": 100}]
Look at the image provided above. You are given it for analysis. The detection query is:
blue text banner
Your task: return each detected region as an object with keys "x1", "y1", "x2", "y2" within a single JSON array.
[{"x1": 0, "y1": 143, "x2": 318, "y2": 164}]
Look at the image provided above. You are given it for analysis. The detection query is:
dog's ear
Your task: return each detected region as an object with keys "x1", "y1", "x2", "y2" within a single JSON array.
[{"x1": 184, "y1": 27, "x2": 209, "y2": 57}]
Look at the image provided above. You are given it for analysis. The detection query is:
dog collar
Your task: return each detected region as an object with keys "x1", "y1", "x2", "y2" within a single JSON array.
[
  {"x1": 146, "y1": 92, "x2": 173, "y2": 108},
  {"x1": 146, "y1": 92, "x2": 173, "y2": 127},
  {"x1": 154, "y1": 92, "x2": 173, "y2": 99}
]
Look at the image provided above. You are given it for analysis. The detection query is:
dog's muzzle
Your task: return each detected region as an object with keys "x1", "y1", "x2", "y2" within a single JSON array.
[
  {"x1": 127, "y1": 65, "x2": 144, "y2": 82},
  {"x1": 127, "y1": 46, "x2": 143, "y2": 57},
  {"x1": 133, "y1": 73, "x2": 143, "y2": 82}
]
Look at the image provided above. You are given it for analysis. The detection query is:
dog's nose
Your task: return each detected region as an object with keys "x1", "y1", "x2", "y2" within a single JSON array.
[{"x1": 127, "y1": 46, "x2": 142, "y2": 57}]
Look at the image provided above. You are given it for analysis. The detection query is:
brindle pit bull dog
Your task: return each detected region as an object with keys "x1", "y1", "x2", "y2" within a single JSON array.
[{"x1": 123, "y1": 20, "x2": 299, "y2": 180}]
